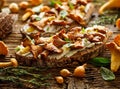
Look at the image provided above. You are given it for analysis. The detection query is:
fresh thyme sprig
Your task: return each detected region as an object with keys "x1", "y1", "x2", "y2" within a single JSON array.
[{"x1": 0, "y1": 66, "x2": 51, "y2": 88}]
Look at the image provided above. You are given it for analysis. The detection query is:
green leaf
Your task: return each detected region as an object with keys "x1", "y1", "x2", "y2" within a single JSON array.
[
  {"x1": 64, "y1": 38, "x2": 71, "y2": 42},
  {"x1": 49, "y1": 0, "x2": 62, "y2": 7},
  {"x1": 89, "y1": 57, "x2": 110, "y2": 66},
  {"x1": 60, "y1": 10, "x2": 68, "y2": 19},
  {"x1": 68, "y1": 1, "x2": 74, "y2": 10},
  {"x1": 15, "y1": 46, "x2": 21, "y2": 52},
  {"x1": 100, "y1": 67, "x2": 115, "y2": 81}
]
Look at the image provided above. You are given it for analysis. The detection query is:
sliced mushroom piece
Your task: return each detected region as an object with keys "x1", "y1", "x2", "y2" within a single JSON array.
[
  {"x1": 29, "y1": 22, "x2": 44, "y2": 32},
  {"x1": 70, "y1": 27, "x2": 82, "y2": 32},
  {"x1": 84, "y1": 34, "x2": 94, "y2": 41},
  {"x1": 22, "y1": 37, "x2": 33, "y2": 47},
  {"x1": 30, "y1": 16, "x2": 55, "y2": 30},
  {"x1": 56, "y1": 29, "x2": 68, "y2": 39},
  {"x1": 30, "y1": 45, "x2": 43, "y2": 59},
  {"x1": 93, "y1": 33, "x2": 106, "y2": 41},
  {"x1": 51, "y1": 20, "x2": 71, "y2": 26},
  {"x1": 68, "y1": 13, "x2": 86, "y2": 26},
  {"x1": 77, "y1": 0, "x2": 88, "y2": 5},
  {"x1": 72, "y1": 40, "x2": 84, "y2": 49},
  {"x1": 67, "y1": 28, "x2": 80, "y2": 40},
  {"x1": 44, "y1": 43, "x2": 63, "y2": 53},
  {"x1": 41, "y1": 50, "x2": 49, "y2": 58},
  {"x1": 52, "y1": 35, "x2": 66, "y2": 47},
  {"x1": 55, "y1": 3, "x2": 69, "y2": 11},
  {"x1": 45, "y1": 8, "x2": 58, "y2": 17}
]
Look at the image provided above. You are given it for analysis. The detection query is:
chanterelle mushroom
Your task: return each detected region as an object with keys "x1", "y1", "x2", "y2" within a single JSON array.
[
  {"x1": 0, "y1": 41, "x2": 8, "y2": 56},
  {"x1": 106, "y1": 34, "x2": 120, "y2": 72}
]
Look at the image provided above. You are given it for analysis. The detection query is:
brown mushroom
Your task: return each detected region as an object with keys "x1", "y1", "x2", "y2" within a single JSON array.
[
  {"x1": 51, "y1": 20, "x2": 71, "y2": 26},
  {"x1": 30, "y1": 45, "x2": 43, "y2": 59},
  {"x1": 9, "y1": 3, "x2": 19, "y2": 13},
  {"x1": 72, "y1": 40, "x2": 84, "y2": 49},
  {"x1": 41, "y1": 50, "x2": 49, "y2": 58},
  {"x1": 40, "y1": 6, "x2": 51, "y2": 12},
  {"x1": 22, "y1": 8, "x2": 34, "y2": 21},
  {"x1": 29, "y1": 0, "x2": 43, "y2": 6},
  {"x1": 77, "y1": 0, "x2": 88, "y2": 5},
  {"x1": 68, "y1": 13, "x2": 86, "y2": 26},
  {"x1": 44, "y1": 43, "x2": 63, "y2": 53},
  {"x1": 0, "y1": 58, "x2": 18, "y2": 68},
  {"x1": 19, "y1": 1, "x2": 29, "y2": 9},
  {"x1": 52, "y1": 35, "x2": 66, "y2": 47}
]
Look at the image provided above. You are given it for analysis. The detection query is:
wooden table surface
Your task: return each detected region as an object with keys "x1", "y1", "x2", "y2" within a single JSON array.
[{"x1": 1, "y1": 0, "x2": 120, "y2": 89}]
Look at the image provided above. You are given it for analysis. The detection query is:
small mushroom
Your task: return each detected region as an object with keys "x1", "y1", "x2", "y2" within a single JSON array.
[
  {"x1": 9, "y1": 3, "x2": 19, "y2": 13},
  {"x1": 55, "y1": 76, "x2": 64, "y2": 84},
  {"x1": 29, "y1": 0, "x2": 42, "y2": 6},
  {"x1": 22, "y1": 8, "x2": 34, "y2": 21},
  {"x1": 19, "y1": 1, "x2": 29, "y2": 9},
  {"x1": 40, "y1": 6, "x2": 51, "y2": 12},
  {"x1": 0, "y1": 58, "x2": 18, "y2": 68}
]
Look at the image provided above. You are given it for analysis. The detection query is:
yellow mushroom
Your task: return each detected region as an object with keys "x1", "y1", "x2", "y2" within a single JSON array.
[
  {"x1": 28, "y1": 0, "x2": 42, "y2": 6},
  {"x1": 22, "y1": 8, "x2": 34, "y2": 21},
  {"x1": 0, "y1": 58, "x2": 18, "y2": 68},
  {"x1": 99, "y1": 0, "x2": 120, "y2": 14},
  {"x1": 9, "y1": 3, "x2": 19, "y2": 13},
  {"x1": 106, "y1": 34, "x2": 120, "y2": 72},
  {"x1": 19, "y1": 1, "x2": 29, "y2": 9}
]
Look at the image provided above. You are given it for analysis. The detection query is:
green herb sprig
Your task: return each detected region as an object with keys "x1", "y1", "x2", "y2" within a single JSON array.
[{"x1": 0, "y1": 66, "x2": 51, "y2": 88}]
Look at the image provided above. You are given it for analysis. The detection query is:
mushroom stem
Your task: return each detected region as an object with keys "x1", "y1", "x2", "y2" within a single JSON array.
[
  {"x1": 22, "y1": 12, "x2": 33, "y2": 21},
  {"x1": 0, "y1": 58, "x2": 18, "y2": 68}
]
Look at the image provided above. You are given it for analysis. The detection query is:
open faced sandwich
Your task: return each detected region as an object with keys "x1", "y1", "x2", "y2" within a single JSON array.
[
  {"x1": 21, "y1": 0, "x2": 94, "y2": 38},
  {"x1": 16, "y1": 25, "x2": 112, "y2": 67}
]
